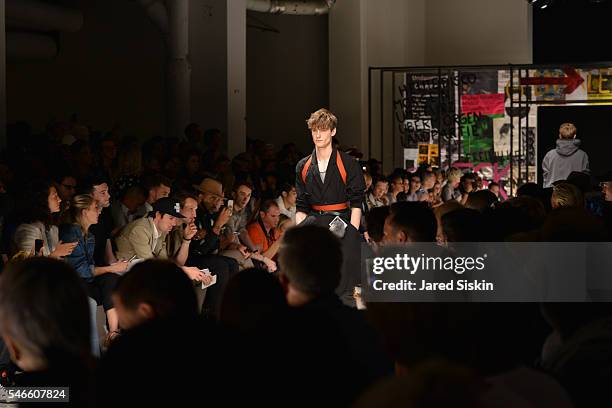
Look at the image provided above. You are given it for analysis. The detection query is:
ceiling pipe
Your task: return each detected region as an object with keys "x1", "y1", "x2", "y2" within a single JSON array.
[
  {"x1": 5, "y1": 0, "x2": 83, "y2": 32},
  {"x1": 247, "y1": 0, "x2": 336, "y2": 15}
]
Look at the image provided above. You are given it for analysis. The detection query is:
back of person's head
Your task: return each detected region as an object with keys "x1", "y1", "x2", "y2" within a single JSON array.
[
  {"x1": 540, "y1": 207, "x2": 608, "y2": 242},
  {"x1": 279, "y1": 225, "x2": 342, "y2": 299},
  {"x1": 551, "y1": 181, "x2": 584, "y2": 209},
  {"x1": 541, "y1": 303, "x2": 612, "y2": 340},
  {"x1": 367, "y1": 206, "x2": 391, "y2": 243},
  {"x1": 113, "y1": 260, "x2": 198, "y2": 329},
  {"x1": 486, "y1": 196, "x2": 546, "y2": 241},
  {"x1": 516, "y1": 182, "x2": 542, "y2": 198},
  {"x1": 559, "y1": 122, "x2": 577, "y2": 139},
  {"x1": 0, "y1": 257, "x2": 91, "y2": 370},
  {"x1": 388, "y1": 202, "x2": 437, "y2": 242},
  {"x1": 355, "y1": 360, "x2": 482, "y2": 408},
  {"x1": 442, "y1": 209, "x2": 485, "y2": 242},
  {"x1": 220, "y1": 268, "x2": 288, "y2": 332},
  {"x1": 465, "y1": 190, "x2": 498, "y2": 213},
  {"x1": 60, "y1": 194, "x2": 96, "y2": 226}
]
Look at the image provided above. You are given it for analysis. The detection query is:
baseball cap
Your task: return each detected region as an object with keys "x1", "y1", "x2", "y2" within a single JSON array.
[{"x1": 150, "y1": 197, "x2": 185, "y2": 218}]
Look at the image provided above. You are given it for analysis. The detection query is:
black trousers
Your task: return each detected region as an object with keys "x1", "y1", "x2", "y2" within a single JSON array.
[
  {"x1": 303, "y1": 213, "x2": 363, "y2": 307},
  {"x1": 186, "y1": 254, "x2": 239, "y2": 317},
  {"x1": 84, "y1": 273, "x2": 119, "y2": 311}
]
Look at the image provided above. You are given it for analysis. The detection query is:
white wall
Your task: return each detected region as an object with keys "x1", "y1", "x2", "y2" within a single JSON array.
[
  {"x1": 330, "y1": 0, "x2": 426, "y2": 164},
  {"x1": 425, "y1": 0, "x2": 532, "y2": 65},
  {"x1": 1, "y1": 0, "x2": 6, "y2": 148},
  {"x1": 6, "y1": 0, "x2": 166, "y2": 138}
]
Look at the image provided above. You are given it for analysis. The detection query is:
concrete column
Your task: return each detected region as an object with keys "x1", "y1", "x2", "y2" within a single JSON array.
[
  {"x1": 189, "y1": 0, "x2": 245, "y2": 157},
  {"x1": 329, "y1": 0, "x2": 366, "y2": 154},
  {"x1": 227, "y1": 0, "x2": 246, "y2": 158},
  {"x1": 0, "y1": 0, "x2": 6, "y2": 149},
  {"x1": 167, "y1": 0, "x2": 191, "y2": 139}
]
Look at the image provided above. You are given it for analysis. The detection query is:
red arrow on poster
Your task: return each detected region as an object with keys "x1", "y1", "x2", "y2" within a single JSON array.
[{"x1": 519, "y1": 67, "x2": 584, "y2": 94}]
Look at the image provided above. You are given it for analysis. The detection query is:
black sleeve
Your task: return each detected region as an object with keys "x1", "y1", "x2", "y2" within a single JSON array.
[
  {"x1": 344, "y1": 154, "x2": 366, "y2": 209},
  {"x1": 295, "y1": 159, "x2": 311, "y2": 214}
]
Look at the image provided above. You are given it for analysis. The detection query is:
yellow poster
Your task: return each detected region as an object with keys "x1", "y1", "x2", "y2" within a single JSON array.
[
  {"x1": 418, "y1": 144, "x2": 439, "y2": 166},
  {"x1": 587, "y1": 69, "x2": 612, "y2": 100}
]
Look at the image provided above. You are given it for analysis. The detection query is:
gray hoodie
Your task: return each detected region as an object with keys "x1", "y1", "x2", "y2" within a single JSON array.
[{"x1": 542, "y1": 139, "x2": 589, "y2": 188}]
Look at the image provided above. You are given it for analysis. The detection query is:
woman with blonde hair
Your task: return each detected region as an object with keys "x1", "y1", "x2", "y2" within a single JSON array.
[
  {"x1": 551, "y1": 182, "x2": 584, "y2": 209},
  {"x1": 59, "y1": 194, "x2": 128, "y2": 346}
]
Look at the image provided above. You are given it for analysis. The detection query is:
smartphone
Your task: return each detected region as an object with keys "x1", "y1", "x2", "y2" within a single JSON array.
[
  {"x1": 227, "y1": 199, "x2": 234, "y2": 210},
  {"x1": 34, "y1": 239, "x2": 44, "y2": 253}
]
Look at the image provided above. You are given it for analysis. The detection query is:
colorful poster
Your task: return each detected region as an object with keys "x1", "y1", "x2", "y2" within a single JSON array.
[
  {"x1": 461, "y1": 94, "x2": 505, "y2": 116},
  {"x1": 586, "y1": 68, "x2": 612, "y2": 100},
  {"x1": 461, "y1": 114, "x2": 494, "y2": 163},
  {"x1": 417, "y1": 144, "x2": 439, "y2": 166}
]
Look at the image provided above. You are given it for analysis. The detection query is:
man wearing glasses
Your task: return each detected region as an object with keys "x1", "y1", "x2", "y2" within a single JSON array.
[{"x1": 190, "y1": 178, "x2": 239, "y2": 317}]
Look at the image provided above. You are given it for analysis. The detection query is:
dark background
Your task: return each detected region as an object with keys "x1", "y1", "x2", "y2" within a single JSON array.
[
  {"x1": 534, "y1": 0, "x2": 612, "y2": 184},
  {"x1": 537, "y1": 105, "x2": 612, "y2": 184}
]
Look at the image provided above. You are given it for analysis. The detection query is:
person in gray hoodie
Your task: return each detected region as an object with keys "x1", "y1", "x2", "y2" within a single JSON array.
[{"x1": 542, "y1": 123, "x2": 589, "y2": 188}]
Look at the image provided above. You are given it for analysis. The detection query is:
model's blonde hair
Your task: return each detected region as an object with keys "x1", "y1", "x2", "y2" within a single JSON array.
[
  {"x1": 307, "y1": 108, "x2": 337, "y2": 131},
  {"x1": 559, "y1": 123, "x2": 577, "y2": 139}
]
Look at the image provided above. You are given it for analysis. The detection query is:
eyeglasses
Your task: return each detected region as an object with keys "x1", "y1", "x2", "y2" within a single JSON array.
[{"x1": 202, "y1": 191, "x2": 224, "y2": 201}]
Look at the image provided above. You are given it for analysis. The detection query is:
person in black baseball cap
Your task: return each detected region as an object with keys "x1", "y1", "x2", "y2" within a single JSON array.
[{"x1": 149, "y1": 197, "x2": 186, "y2": 221}]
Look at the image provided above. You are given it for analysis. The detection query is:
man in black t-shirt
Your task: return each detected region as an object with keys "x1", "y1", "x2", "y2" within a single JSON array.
[{"x1": 78, "y1": 177, "x2": 118, "y2": 266}]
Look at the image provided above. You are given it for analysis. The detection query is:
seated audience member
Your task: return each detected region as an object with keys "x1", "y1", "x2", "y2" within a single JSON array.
[
  {"x1": 488, "y1": 181, "x2": 501, "y2": 199},
  {"x1": 54, "y1": 172, "x2": 78, "y2": 209},
  {"x1": 225, "y1": 181, "x2": 256, "y2": 250},
  {"x1": 366, "y1": 177, "x2": 389, "y2": 209},
  {"x1": 366, "y1": 206, "x2": 390, "y2": 245},
  {"x1": 600, "y1": 171, "x2": 612, "y2": 236},
  {"x1": 465, "y1": 190, "x2": 498, "y2": 213},
  {"x1": 278, "y1": 225, "x2": 392, "y2": 400},
  {"x1": 442, "y1": 168, "x2": 462, "y2": 202},
  {"x1": 112, "y1": 260, "x2": 199, "y2": 330},
  {"x1": 12, "y1": 181, "x2": 77, "y2": 258},
  {"x1": 276, "y1": 214, "x2": 294, "y2": 237},
  {"x1": 139, "y1": 174, "x2": 172, "y2": 215},
  {"x1": 441, "y1": 208, "x2": 485, "y2": 243},
  {"x1": 246, "y1": 199, "x2": 282, "y2": 260},
  {"x1": 430, "y1": 180, "x2": 443, "y2": 207},
  {"x1": 417, "y1": 171, "x2": 436, "y2": 202},
  {"x1": 109, "y1": 184, "x2": 147, "y2": 233},
  {"x1": 551, "y1": 181, "x2": 584, "y2": 209},
  {"x1": 398, "y1": 173, "x2": 422, "y2": 202},
  {"x1": 433, "y1": 201, "x2": 464, "y2": 244},
  {"x1": 115, "y1": 197, "x2": 210, "y2": 283},
  {"x1": 219, "y1": 268, "x2": 288, "y2": 333},
  {"x1": 78, "y1": 176, "x2": 118, "y2": 268},
  {"x1": 97, "y1": 259, "x2": 238, "y2": 406},
  {"x1": 0, "y1": 258, "x2": 94, "y2": 406},
  {"x1": 458, "y1": 173, "x2": 477, "y2": 205},
  {"x1": 387, "y1": 173, "x2": 405, "y2": 204},
  {"x1": 275, "y1": 183, "x2": 297, "y2": 222},
  {"x1": 366, "y1": 302, "x2": 573, "y2": 408},
  {"x1": 539, "y1": 303, "x2": 612, "y2": 407},
  {"x1": 517, "y1": 182, "x2": 552, "y2": 212},
  {"x1": 383, "y1": 202, "x2": 437, "y2": 244},
  {"x1": 356, "y1": 361, "x2": 483, "y2": 408},
  {"x1": 59, "y1": 194, "x2": 128, "y2": 345},
  {"x1": 485, "y1": 197, "x2": 547, "y2": 241}
]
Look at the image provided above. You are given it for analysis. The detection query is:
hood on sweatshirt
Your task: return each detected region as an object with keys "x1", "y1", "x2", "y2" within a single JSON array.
[{"x1": 556, "y1": 139, "x2": 582, "y2": 157}]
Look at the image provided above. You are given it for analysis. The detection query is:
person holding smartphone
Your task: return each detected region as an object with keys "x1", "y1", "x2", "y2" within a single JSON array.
[{"x1": 12, "y1": 181, "x2": 77, "y2": 258}]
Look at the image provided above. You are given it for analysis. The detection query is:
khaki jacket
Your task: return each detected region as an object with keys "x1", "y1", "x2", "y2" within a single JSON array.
[{"x1": 115, "y1": 217, "x2": 168, "y2": 260}]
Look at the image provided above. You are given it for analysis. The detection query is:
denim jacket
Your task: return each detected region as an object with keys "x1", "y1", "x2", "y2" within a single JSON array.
[{"x1": 58, "y1": 223, "x2": 95, "y2": 281}]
